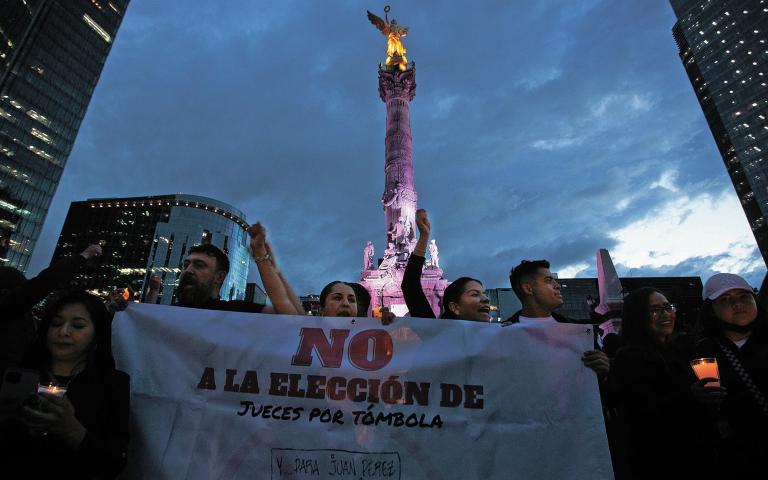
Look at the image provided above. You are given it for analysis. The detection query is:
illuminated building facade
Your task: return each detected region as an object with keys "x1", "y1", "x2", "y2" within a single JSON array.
[
  {"x1": 51, "y1": 194, "x2": 250, "y2": 304},
  {"x1": 0, "y1": 0, "x2": 128, "y2": 270},
  {"x1": 245, "y1": 282, "x2": 267, "y2": 306},
  {"x1": 671, "y1": 0, "x2": 768, "y2": 263}
]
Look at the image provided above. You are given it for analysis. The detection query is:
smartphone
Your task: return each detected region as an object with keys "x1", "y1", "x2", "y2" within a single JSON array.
[{"x1": 0, "y1": 368, "x2": 39, "y2": 421}]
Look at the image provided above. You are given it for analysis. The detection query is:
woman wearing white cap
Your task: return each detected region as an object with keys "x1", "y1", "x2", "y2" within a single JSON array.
[{"x1": 693, "y1": 272, "x2": 768, "y2": 475}]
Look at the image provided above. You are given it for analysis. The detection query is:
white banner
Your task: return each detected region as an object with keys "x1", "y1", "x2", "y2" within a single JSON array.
[{"x1": 113, "y1": 304, "x2": 613, "y2": 479}]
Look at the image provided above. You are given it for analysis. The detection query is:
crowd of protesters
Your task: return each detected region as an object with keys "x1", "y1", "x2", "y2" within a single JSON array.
[{"x1": 0, "y1": 210, "x2": 766, "y2": 478}]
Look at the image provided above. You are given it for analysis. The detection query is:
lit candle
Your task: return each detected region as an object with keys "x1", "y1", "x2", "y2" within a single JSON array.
[
  {"x1": 37, "y1": 383, "x2": 67, "y2": 397},
  {"x1": 690, "y1": 358, "x2": 720, "y2": 388}
]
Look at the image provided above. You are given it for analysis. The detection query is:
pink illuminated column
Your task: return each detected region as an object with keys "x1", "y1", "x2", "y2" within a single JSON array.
[{"x1": 379, "y1": 66, "x2": 417, "y2": 254}]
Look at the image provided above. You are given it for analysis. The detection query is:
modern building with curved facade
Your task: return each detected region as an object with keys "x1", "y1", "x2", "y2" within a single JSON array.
[{"x1": 51, "y1": 194, "x2": 250, "y2": 304}]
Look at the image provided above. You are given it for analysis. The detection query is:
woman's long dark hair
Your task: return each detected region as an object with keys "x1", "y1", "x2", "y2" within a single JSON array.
[
  {"x1": 620, "y1": 287, "x2": 668, "y2": 347},
  {"x1": 24, "y1": 290, "x2": 115, "y2": 377},
  {"x1": 440, "y1": 277, "x2": 482, "y2": 319}
]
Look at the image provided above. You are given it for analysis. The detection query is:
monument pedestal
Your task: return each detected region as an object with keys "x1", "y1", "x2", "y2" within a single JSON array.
[{"x1": 360, "y1": 262, "x2": 448, "y2": 317}]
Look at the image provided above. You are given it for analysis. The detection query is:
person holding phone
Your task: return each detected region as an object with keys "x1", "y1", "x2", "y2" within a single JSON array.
[{"x1": 0, "y1": 291, "x2": 129, "y2": 479}]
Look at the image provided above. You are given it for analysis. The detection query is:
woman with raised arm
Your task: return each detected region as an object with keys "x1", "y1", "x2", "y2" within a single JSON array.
[
  {"x1": 0, "y1": 291, "x2": 129, "y2": 479},
  {"x1": 401, "y1": 209, "x2": 491, "y2": 321},
  {"x1": 247, "y1": 223, "x2": 305, "y2": 315}
]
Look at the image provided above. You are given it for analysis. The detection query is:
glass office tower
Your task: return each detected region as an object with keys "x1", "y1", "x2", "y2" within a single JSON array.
[
  {"x1": 52, "y1": 194, "x2": 251, "y2": 305},
  {"x1": 0, "y1": 0, "x2": 129, "y2": 270},
  {"x1": 671, "y1": 0, "x2": 768, "y2": 263}
]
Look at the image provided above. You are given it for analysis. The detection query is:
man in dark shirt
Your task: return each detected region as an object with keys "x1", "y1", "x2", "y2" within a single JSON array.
[
  {"x1": 173, "y1": 243, "x2": 252, "y2": 311},
  {"x1": 122, "y1": 224, "x2": 303, "y2": 315}
]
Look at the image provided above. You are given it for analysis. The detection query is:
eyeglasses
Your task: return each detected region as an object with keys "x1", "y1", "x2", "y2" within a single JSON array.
[{"x1": 649, "y1": 303, "x2": 676, "y2": 317}]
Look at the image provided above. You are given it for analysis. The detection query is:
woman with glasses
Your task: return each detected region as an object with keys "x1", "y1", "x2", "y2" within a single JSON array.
[
  {"x1": 692, "y1": 273, "x2": 768, "y2": 475},
  {"x1": 610, "y1": 287, "x2": 706, "y2": 479}
]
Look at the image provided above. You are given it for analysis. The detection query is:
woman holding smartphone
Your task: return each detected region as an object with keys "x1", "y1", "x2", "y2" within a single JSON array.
[{"x1": 1, "y1": 291, "x2": 129, "y2": 479}]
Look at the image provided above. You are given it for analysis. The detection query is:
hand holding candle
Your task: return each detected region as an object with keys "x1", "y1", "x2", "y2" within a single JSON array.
[
  {"x1": 690, "y1": 358, "x2": 721, "y2": 387},
  {"x1": 37, "y1": 383, "x2": 67, "y2": 397}
]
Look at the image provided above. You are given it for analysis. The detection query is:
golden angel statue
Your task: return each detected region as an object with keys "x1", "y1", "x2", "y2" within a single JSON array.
[{"x1": 367, "y1": 7, "x2": 409, "y2": 71}]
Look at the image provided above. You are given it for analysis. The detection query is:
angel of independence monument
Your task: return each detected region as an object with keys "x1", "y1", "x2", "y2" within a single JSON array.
[{"x1": 360, "y1": 8, "x2": 448, "y2": 316}]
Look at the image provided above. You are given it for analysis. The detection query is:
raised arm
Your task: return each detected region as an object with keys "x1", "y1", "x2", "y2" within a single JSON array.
[
  {"x1": 265, "y1": 241, "x2": 305, "y2": 314},
  {"x1": 248, "y1": 223, "x2": 303, "y2": 315},
  {"x1": 1, "y1": 244, "x2": 101, "y2": 319},
  {"x1": 401, "y1": 209, "x2": 437, "y2": 318}
]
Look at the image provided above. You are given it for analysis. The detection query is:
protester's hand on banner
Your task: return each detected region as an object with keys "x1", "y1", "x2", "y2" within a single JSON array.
[
  {"x1": 581, "y1": 350, "x2": 609, "y2": 378},
  {"x1": 381, "y1": 306, "x2": 396, "y2": 325},
  {"x1": 106, "y1": 287, "x2": 132, "y2": 313}
]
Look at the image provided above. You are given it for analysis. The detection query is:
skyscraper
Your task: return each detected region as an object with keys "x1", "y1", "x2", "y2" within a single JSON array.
[
  {"x1": 51, "y1": 194, "x2": 250, "y2": 304},
  {"x1": 671, "y1": 1, "x2": 768, "y2": 264},
  {"x1": 0, "y1": 0, "x2": 129, "y2": 270}
]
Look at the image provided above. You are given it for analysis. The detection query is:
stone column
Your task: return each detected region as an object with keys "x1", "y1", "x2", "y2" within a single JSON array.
[{"x1": 379, "y1": 65, "x2": 417, "y2": 254}]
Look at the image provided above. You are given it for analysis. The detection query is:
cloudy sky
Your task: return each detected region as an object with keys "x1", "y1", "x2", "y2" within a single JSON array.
[{"x1": 27, "y1": 0, "x2": 768, "y2": 293}]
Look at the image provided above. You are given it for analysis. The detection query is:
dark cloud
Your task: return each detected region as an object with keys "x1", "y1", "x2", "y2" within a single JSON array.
[{"x1": 27, "y1": 0, "x2": 765, "y2": 294}]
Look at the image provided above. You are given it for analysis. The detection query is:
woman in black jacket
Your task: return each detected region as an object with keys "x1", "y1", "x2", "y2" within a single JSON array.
[
  {"x1": 610, "y1": 287, "x2": 707, "y2": 479},
  {"x1": 401, "y1": 209, "x2": 491, "y2": 321},
  {"x1": 693, "y1": 273, "x2": 768, "y2": 476},
  {"x1": 2, "y1": 291, "x2": 129, "y2": 479}
]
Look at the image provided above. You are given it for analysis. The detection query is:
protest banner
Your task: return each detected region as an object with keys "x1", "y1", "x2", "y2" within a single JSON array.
[{"x1": 113, "y1": 304, "x2": 613, "y2": 479}]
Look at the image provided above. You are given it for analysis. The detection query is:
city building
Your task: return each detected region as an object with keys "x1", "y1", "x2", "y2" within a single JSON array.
[
  {"x1": 484, "y1": 288, "x2": 523, "y2": 323},
  {"x1": 245, "y1": 282, "x2": 267, "y2": 306},
  {"x1": 671, "y1": 0, "x2": 768, "y2": 264},
  {"x1": 300, "y1": 294, "x2": 321, "y2": 316},
  {"x1": 0, "y1": 0, "x2": 129, "y2": 270},
  {"x1": 51, "y1": 194, "x2": 250, "y2": 304}
]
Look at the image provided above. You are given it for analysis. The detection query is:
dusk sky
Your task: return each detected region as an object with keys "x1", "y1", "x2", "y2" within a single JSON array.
[{"x1": 27, "y1": 0, "x2": 768, "y2": 293}]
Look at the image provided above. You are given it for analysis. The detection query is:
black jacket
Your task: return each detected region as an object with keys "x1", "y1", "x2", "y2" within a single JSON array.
[{"x1": 401, "y1": 253, "x2": 437, "y2": 318}]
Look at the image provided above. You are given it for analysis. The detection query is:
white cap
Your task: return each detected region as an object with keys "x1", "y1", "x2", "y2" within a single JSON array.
[{"x1": 703, "y1": 273, "x2": 753, "y2": 301}]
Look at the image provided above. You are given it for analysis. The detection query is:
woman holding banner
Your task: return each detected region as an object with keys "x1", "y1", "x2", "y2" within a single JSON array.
[
  {"x1": 401, "y1": 209, "x2": 491, "y2": 321},
  {"x1": 0, "y1": 291, "x2": 129, "y2": 479}
]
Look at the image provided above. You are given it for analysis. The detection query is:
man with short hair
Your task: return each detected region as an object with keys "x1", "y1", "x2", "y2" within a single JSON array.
[
  {"x1": 134, "y1": 223, "x2": 302, "y2": 315},
  {"x1": 507, "y1": 259, "x2": 609, "y2": 377},
  {"x1": 174, "y1": 243, "x2": 240, "y2": 309}
]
